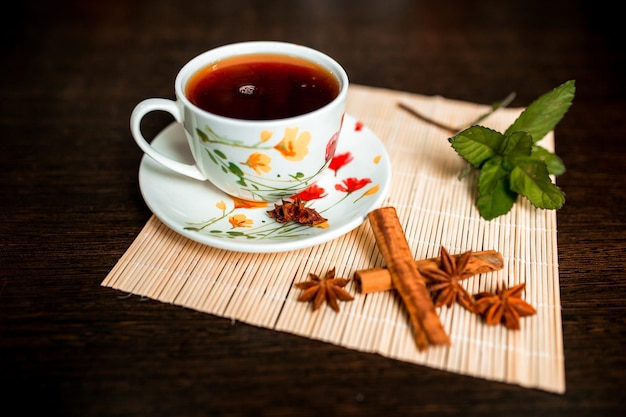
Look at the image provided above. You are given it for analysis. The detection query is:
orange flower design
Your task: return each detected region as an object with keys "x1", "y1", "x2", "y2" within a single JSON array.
[
  {"x1": 242, "y1": 152, "x2": 272, "y2": 175},
  {"x1": 274, "y1": 127, "x2": 311, "y2": 161},
  {"x1": 229, "y1": 213, "x2": 253, "y2": 228},
  {"x1": 232, "y1": 197, "x2": 269, "y2": 210}
]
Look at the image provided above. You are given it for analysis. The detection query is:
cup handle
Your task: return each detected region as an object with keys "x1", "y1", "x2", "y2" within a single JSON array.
[{"x1": 130, "y1": 98, "x2": 205, "y2": 180}]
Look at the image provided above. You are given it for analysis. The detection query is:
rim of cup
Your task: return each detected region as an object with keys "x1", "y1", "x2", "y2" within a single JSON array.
[{"x1": 174, "y1": 41, "x2": 349, "y2": 127}]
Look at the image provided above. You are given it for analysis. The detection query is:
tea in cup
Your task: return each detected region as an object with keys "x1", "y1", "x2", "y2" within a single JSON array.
[{"x1": 130, "y1": 41, "x2": 349, "y2": 202}]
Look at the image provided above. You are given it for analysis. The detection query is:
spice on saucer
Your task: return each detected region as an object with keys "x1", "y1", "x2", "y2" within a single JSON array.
[{"x1": 267, "y1": 197, "x2": 327, "y2": 226}]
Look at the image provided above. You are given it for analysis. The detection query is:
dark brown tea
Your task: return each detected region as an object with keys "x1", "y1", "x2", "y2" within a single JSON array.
[{"x1": 185, "y1": 53, "x2": 340, "y2": 120}]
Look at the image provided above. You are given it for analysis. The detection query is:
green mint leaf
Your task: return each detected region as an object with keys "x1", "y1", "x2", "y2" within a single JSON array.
[
  {"x1": 449, "y1": 126, "x2": 505, "y2": 168},
  {"x1": 477, "y1": 156, "x2": 508, "y2": 195},
  {"x1": 477, "y1": 176, "x2": 518, "y2": 220},
  {"x1": 509, "y1": 158, "x2": 565, "y2": 209},
  {"x1": 446, "y1": 81, "x2": 573, "y2": 220},
  {"x1": 502, "y1": 131, "x2": 533, "y2": 159},
  {"x1": 530, "y1": 145, "x2": 566, "y2": 176},
  {"x1": 501, "y1": 131, "x2": 533, "y2": 172},
  {"x1": 505, "y1": 80, "x2": 575, "y2": 143},
  {"x1": 476, "y1": 157, "x2": 517, "y2": 220}
]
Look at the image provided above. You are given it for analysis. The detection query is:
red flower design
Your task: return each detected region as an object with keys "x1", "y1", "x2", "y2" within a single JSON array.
[
  {"x1": 329, "y1": 152, "x2": 353, "y2": 175},
  {"x1": 335, "y1": 177, "x2": 372, "y2": 193},
  {"x1": 293, "y1": 184, "x2": 327, "y2": 201},
  {"x1": 355, "y1": 121, "x2": 364, "y2": 131}
]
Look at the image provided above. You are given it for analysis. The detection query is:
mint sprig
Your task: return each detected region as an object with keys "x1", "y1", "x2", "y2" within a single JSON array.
[{"x1": 449, "y1": 80, "x2": 574, "y2": 220}]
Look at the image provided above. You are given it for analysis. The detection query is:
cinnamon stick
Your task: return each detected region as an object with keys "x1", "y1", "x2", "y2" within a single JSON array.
[
  {"x1": 354, "y1": 250, "x2": 503, "y2": 294},
  {"x1": 367, "y1": 207, "x2": 450, "y2": 351}
]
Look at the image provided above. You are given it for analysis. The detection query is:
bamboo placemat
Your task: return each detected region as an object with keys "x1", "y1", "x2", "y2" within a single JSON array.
[{"x1": 102, "y1": 84, "x2": 565, "y2": 393}]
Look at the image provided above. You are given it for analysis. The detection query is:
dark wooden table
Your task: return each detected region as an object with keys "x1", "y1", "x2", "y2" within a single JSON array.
[{"x1": 2, "y1": 1, "x2": 625, "y2": 416}]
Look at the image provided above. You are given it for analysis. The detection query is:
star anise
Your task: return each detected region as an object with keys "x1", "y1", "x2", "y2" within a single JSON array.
[
  {"x1": 418, "y1": 246, "x2": 474, "y2": 310},
  {"x1": 473, "y1": 282, "x2": 537, "y2": 330},
  {"x1": 294, "y1": 268, "x2": 354, "y2": 312},
  {"x1": 267, "y1": 197, "x2": 327, "y2": 226}
]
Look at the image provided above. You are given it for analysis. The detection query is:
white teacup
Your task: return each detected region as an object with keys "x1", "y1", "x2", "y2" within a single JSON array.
[{"x1": 130, "y1": 41, "x2": 349, "y2": 202}]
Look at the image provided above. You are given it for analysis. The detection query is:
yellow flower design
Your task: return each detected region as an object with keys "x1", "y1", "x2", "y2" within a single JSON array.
[
  {"x1": 242, "y1": 152, "x2": 272, "y2": 175},
  {"x1": 352, "y1": 184, "x2": 380, "y2": 204},
  {"x1": 229, "y1": 213, "x2": 253, "y2": 228},
  {"x1": 260, "y1": 130, "x2": 273, "y2": 142},
  {"x1": 216, "y1": 200, "x2": 227, "y2": 211},
  {"x1": 373, "y1": 155, "x2": 382, "y2": 164},
  {"x1": 274, "y1": 127, "x2": 311, "y2": 161},
  {"x1": 363, "y1": 185, "x2": 380, "y2": 196}
]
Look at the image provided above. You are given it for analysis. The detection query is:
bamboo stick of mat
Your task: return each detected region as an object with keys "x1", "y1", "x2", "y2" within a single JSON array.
[
  {"x1": 367, "y1": 207, "x2": 451, "y2": 351},
  {"x1": 354, "y1": 250, "x2": 504, "y2": 294}
]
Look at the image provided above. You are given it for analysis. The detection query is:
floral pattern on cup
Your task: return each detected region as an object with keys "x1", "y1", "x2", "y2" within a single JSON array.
[
  {"x1": 184, "y1": 119, "x2": 384, "y2": 241},
  {"x1": 196, "y1": 124, "x2": 335, "y2": 201}
]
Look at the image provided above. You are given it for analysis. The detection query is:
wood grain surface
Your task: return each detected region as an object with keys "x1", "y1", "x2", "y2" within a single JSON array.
[{"x1": 1, "y1": 1, "x2": 624, "y2": 416}]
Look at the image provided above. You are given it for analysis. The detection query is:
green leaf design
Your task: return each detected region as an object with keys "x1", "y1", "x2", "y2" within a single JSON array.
[
  {"x1": 207, "y1": 150, "x2": 219, "y2": 165},
  {"x1": 505, "y1": 80, "x2": 575, "y2": 143},
  {"x1": 509, "y1": 159, "x2": 565, "y2": 209},
  {"x1": 227, "y1": 162, "x2": 244, "y2": 177},
  {"x1": 196, "y1": 128, "x2": 210, "y2": 142},
  {"x1": 449, "y1": 126, "x2": 505, "y2": 168}
]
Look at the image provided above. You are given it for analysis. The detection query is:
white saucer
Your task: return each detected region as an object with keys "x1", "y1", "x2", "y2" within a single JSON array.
[{"x1": 138, "y1": 114, "x2": 392, "y2": 253}]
